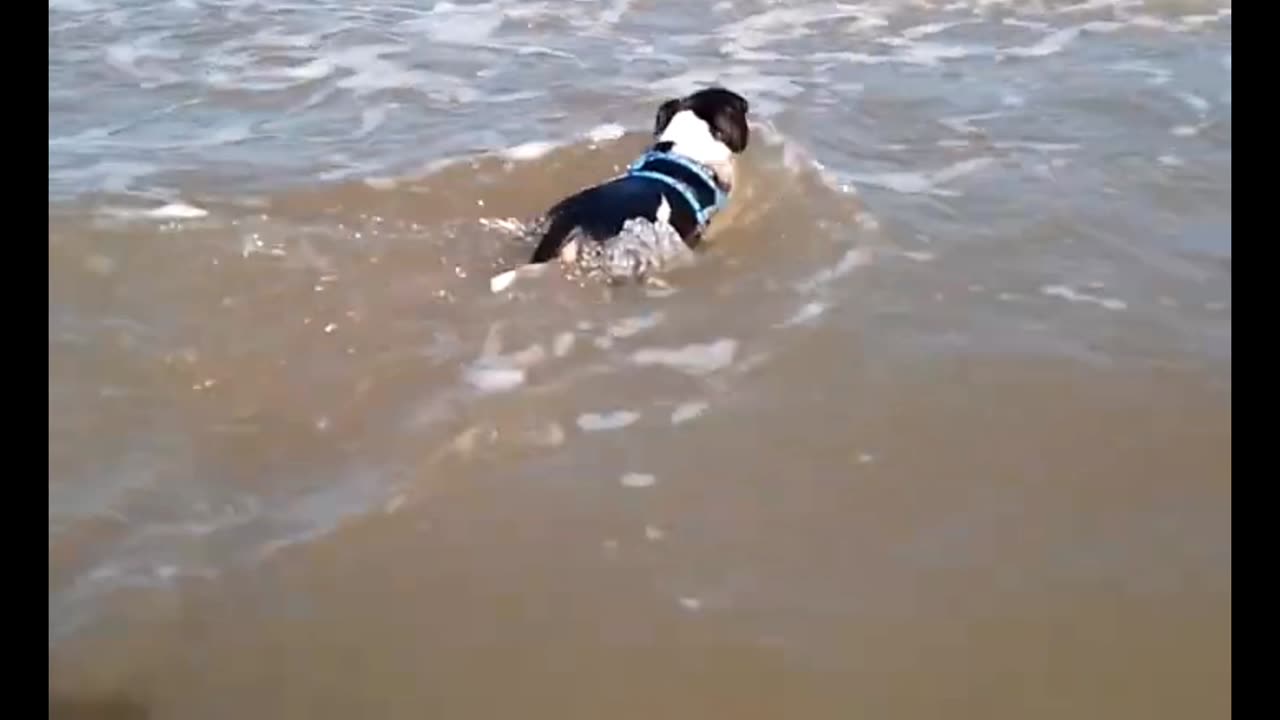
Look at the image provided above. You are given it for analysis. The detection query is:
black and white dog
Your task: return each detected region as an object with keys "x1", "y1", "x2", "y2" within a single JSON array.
[{"x1": 491, "y1": 87, "x2": 750, "y2": 290}]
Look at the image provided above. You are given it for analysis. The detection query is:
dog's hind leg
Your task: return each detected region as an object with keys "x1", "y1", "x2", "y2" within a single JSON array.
[
  {"x1": 529, "y1": 214, "x2": 582, "y2": 264},
  {"x1": 490, "y1": 230, "x2": 582, "y2": 294}
]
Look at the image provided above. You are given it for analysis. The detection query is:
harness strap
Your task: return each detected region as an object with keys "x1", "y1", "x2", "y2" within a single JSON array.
[{"x1": 625, "y1": 151, "x2": 727, "y2": 229}]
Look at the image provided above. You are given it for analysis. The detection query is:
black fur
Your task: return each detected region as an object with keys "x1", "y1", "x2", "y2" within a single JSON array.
[{"x1": 529, "y1": 87, "x2": 750, "y2": 266}]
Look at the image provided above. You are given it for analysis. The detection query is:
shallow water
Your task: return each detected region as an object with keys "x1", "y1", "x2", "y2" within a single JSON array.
[{"x1": 50, "y1": 0, "x2": 1230, "y2": 716}]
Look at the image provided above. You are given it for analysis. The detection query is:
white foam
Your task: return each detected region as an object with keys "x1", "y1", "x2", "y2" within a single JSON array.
[
  {"x1": 1041, "y1": 284, "x2": 1127, "y2": 311},
  {"x1": 479, "y1": 217, "x2": 528, "y2": 235},
  {"x1": 535, "y1": 422, "x2": 567, "y2": 448},
  {"x1": 644, "y1": 524, "x2": 665, "y2": 541},
  {"x1": 670, "y1": 401, "x2": 709, "y2": 425},
  {"x1": 481, "y1": 324, "x2": 509, "y2": 356},
  {"x1": 247, "y1": 28, "x2": 323, "y2": 50},
  {"x1": 644, "y1": 68, "x2": 804, "y2": 117},
  {"x1": 1176, "y1": 92, "x2": 1211, "y2": 115},
  {"x1": 900, "y1": 22, "x2": 964, "y2": 40},
  {"x1": 631, "y1": 339, "x2": 738, "y2": 375},
  {"x1": 1054, "y1": 0, "x2": 1129, "y2": 13},
  {"x1": 510, "y1": 45, "x2": 580, "y2": 61},
  {"x1": 1003, "y1": 18, "x2": 1050, "y2": 30},
  {"x1": 608, "y1": 312, "x2": 664, "y2": 338},
  {"x1": 50, "y1": 0, "x2": 102, "y2": 11},
  {"x1": 401, "y1": 2, "x2": 504, "y2": 45},
  {"x1": 241, "y1": 233, "x2": 264, "y2": 258},
  {"x1": 810, "y1": 50, "x2": 891, "y2": 66},
  {"x1": 329, "y1": 44, "x2": 476, "y2": 101},
  {"x1": 145, "y1": 202, "x2": 208, "y2": 219},
  {"x1": 757, "y1": 123, "x2": 849, "y2": 194},
  {"x1": 644, "y1": 285, "x2": 680, "y2": 299},
  {"x1": 1127, "y1": 15, "x2": 1184, "y2": 32},
  {"x1": 281, "y1": 57, "x2": 337, "y2": 82},
  {"x1": 507, "y1": 344, "x2": 546, "y2": 367},
  {"x1": 384, "y1": 494, "x2": 406, "y2": 515},
  {"x1": 597, "y1": 0, "x2": 633, "y2": 26},
  {"x1": 891, "y1": 40, "x2": 984, "y2": 66},
  {"x1": 87, "y1": 565, "x2": 121, "y2": 582},
  {"x1": 462, "y1": 361, "x2": 526, "y2": 393},
  {"x1": 992, "y1": 141, "x2": 1081, "y2": 153},
  {"x1": 577, "y1": 411, "x2": 640, "y2": 432},
  {"x1": 718, "y1": 42, "x2": 789, "y2": 63},
  {"x1": 357, "y1": 105, "x2": 391, "y2": 138},
  {"x1": 939, "y1": 111, "x2": 1004, "y2": 135},
  {"x1": 364, "y1": 177, "x2": 398, "y2": 190},
  {"x1": 1081, "y1": 20, "x2": 1125, "y2": 34},
  {"x1": 796, "y1": 247, "x2": 874, "y2": 292},
  {"x1": 586, "y1": 123, "x2": 626, "y2": 143},
  {"x1": 552, "y1": 332, "x2": 576, "y2": 358},
  {"x1": 778, "y1": 301, "x2": 827, "y2": 328},
  {"x1": 1178, "y1": 13, "x2": 1220, "y2": 29},
  {"x1": 104, "y1": 36, "x2": 183, "y2": 85},
  {"x1": 844, "y1": 157, "x2": 994, "y2": 197},
  {"x1": 502, "y1": 141, "x2": 558, "y2": 161},
  {"x1": 620, "y1": 473, "x2": 656, "y2": 489},
  {"x1": 509, "y1": 422, "x2": 566, "y2": 449},
  {"x1": 678, "y1": 596, "x2": 703, "y2": 611},
  {"x1": 1003, "y1": 27, "x2": 1081, "y2": 58},
  {"x1": 716, "y1": 5, "x2": 877, "y2": 50},
  {"x1": 83, "y1": 254, "x2": 116, "y2": 276},
  {"x1": 1108, "y1": 60, "x2": 1173, "y2": 86}
]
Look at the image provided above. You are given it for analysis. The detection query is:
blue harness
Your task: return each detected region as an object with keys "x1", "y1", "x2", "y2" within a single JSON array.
[{"x1": 625, "y1": 150, "x2": 728, "y2": 230}]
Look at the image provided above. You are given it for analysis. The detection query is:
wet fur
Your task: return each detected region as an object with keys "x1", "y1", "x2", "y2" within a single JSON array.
[{"x1": 528, "y1": 87, "x2": 750, "y2": 267}]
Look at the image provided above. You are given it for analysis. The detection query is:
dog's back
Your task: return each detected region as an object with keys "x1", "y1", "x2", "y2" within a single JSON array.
[
  {"x1": 498, "y1": 87, "x2": 750, "y2": 287},
  {"x1": 530, "y1": 167, "x2": 708, "y2": 264}
]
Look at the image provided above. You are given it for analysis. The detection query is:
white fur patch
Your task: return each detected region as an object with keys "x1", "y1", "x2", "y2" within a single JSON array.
[
  {"x1": 656, "y1": 195, "x2": 671, "y2": 225},
  {"x1": 659, "y1": 110, "x2": 732, "y2": 168}
]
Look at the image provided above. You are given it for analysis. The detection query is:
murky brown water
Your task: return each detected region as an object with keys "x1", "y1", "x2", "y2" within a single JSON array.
[{"x1": 51, "y1": 0, "x2": 1229, "y2": 716}]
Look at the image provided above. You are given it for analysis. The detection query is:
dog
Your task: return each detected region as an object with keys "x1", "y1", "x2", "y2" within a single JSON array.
[{"x1": 490, "y1": 87, "x2": 750, "y2": 291}]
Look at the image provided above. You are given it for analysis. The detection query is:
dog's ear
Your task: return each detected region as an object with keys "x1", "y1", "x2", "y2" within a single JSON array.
[
  {"x1": 715, "y1": 89, "x2": 749, "y2": 117},
  {"x1": 711, "y1": 103, "x2": 750, "y2": 153},
  {"x1": 654, "y1": 98, "x2": 682, "y2": 136},
  {"x1": 695, "y1": 88, "x2": 749, "y2": 153}
]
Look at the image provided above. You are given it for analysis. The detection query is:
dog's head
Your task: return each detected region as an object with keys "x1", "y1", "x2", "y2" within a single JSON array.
[{"x1": 653, "y1": 87, "x2": 750, "y2": 189}]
